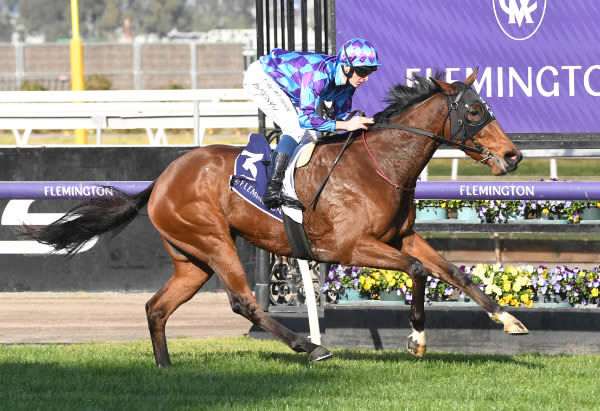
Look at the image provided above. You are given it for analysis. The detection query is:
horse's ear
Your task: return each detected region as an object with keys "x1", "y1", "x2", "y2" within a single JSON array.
[
  {"x1": 465, "y1": 67, "x2": 479, "y2": 87},
  {"x1": 430, "y1": 78, "x2": 458, "y2": 95}
]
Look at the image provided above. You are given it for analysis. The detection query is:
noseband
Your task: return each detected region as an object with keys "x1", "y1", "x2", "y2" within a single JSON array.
[{"x1": 370, "y1": 84, "x2": 496, "y2": 158}]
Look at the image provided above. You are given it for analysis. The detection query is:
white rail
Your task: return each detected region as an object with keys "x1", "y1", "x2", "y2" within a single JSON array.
[{"x1": 0, "y1": 89, "x2": 265, "y2": 146}]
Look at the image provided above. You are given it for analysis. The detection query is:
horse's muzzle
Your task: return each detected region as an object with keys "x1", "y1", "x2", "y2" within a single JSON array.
[{"x1": 504, "y1": 150, "x2": 522, "y2": 172}]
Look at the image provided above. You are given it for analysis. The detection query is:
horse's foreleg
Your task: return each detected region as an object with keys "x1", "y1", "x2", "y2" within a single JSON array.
[
  {"x1": 146, "y1": 242, "x2": 214, "y2": 367},
  {"x1": 406, "y1": 265, "x2": 427, "y2": 357},
  {"x1": 211, "y1": 246, "x2": 332, "y2": 362},
  {"x1": 348, "y1": 239, "x2": 428, "y2": 357},
  {"x1": 401, "y1": 233, "x2": 528, "y2": 334}
]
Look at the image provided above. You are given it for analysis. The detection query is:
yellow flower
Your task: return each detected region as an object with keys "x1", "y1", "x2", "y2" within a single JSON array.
[
  {"x1": 596, "y1": 202, "x2": 600, "y2": 208},
  {"x1": 511, "y1": 298, "x2": 519, "y2": 306},
  {"x1": 513, "y1": 283, "x2": 522, "y2": 292},
  {"x1": 502, "y1": 274, "x2": 509, "y2": 281},
  {"x1": 441, "y1": 201, "x2": 447, "y2": 208},
  {"x1": 542, "y1": 208, "x2": 550, "y2": 215},
  {"x1": 406, "y1": 278, "x2": 413, "y2": 288},
  {"x1": 506, "y1": 266, "x2": 518, "y2": 276},
  {"x1": 592, "y1": 288, "x2": 599, "y2": 297},
  {"x1": 520, "y1": 293, "x2": 530, "y2": 303},
  {"x1": 525, "y1": 300, "x2": 533, "y2": 308},
  {"x1": 579, "y1": 272, "x2": 586, "y2": 278},
  {"x1": 504, "y1": 282, "x2": 511, "y2": 292}
]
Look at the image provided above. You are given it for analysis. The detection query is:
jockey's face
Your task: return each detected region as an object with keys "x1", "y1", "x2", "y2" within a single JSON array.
[{"x1": 343, "y1": 66, "x2": 371, "y2": 88}]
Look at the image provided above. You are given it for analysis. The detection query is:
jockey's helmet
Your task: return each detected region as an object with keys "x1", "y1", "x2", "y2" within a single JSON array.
[{"x1": 337, "y1": 38, "x2": 380, "y2": 67}]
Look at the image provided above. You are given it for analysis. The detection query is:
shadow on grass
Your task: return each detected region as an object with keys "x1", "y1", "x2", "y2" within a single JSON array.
[
  {"x1": 0, "y1": 341, "x2": 548, "y2": 408},
  {"x1": 0, "y1": 351, "x2": 330, "y2": 408},
  {"x1": 330, "y1": 349, "x2": 541, "y2": 369},
  {"x1": 251, "y1": 344, "x2": 542, "y2": 370}
]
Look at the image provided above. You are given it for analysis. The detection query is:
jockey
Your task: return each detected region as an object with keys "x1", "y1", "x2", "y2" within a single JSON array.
[{"x1": 243, "y1": 37, "x2": 380, "y2": 209}]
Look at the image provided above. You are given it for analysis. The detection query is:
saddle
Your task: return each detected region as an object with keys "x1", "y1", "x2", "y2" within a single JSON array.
[{"x1": 230, "y1": 133, "x2": 317, "y2": 260}]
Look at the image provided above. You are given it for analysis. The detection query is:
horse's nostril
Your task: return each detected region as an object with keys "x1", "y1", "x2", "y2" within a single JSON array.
[{"x1": 504, "y1": 151, "x2": 522, "y2": 166}]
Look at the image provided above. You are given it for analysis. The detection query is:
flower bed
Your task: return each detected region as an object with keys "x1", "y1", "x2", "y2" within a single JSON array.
[
  {"x1": 323, "y1": 264, "x2": 600, "y2": 308},
  {"x1": 414, "y1": 199, "x2": 600, "y2": 223},
  {"x1": 414, "y1": 179, "x2": 600, "y2": 223}
]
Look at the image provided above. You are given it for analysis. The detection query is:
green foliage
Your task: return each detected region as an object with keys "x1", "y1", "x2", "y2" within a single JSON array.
[
  {"x1": 20, "y1": 80, "x2": 47, "y2": 91},
  {"x1": 0, "y1": 338, "x2": 599, "y2": 409},
  {"x1": 85, "y1": 74, "x2": 112, "y2": 90},
  {"x1": 161, "y1": 82, "x2": 184, "y2": 90}
]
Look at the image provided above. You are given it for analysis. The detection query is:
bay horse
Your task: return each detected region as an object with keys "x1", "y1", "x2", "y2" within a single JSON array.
[{"x1": 23, "y1": 68, "x2": 528, "y2": 367}]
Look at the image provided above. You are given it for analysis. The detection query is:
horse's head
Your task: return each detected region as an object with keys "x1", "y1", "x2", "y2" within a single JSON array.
[{"x1": 432, "y1": 68, "x2": 522, "y2": 175}]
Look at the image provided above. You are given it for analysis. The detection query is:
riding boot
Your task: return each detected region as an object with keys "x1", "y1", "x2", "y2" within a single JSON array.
[{"x1": 263, "y1": 151, "x2": 290, "y2": 208}]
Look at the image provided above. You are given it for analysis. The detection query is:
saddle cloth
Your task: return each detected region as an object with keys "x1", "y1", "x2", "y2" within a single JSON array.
[{"x1": 229, "y1": 133, "x2": 315, "y2": 223}]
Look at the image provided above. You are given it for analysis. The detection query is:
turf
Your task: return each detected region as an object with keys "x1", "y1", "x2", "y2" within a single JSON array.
[{"x1": 1, "y1": 337, "x2": 598, "y2": 410}]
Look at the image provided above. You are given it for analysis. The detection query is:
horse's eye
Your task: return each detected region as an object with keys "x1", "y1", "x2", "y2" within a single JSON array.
[{"x1": 466, "y1": 103, "x2": 484, "y2": 124}]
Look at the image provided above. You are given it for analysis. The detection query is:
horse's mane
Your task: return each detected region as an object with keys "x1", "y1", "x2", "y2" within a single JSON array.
[
  {"x1": 315, "y1": 71, "x2": 445, "y2": 145},
  {"x1": 373, "y1": 71, "x2": 444, "y2": 124}
]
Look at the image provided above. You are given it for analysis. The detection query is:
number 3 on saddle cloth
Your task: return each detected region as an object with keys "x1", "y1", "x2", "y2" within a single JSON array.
[{"x1": 229, "y1": 133, "x2": 317, "y2": 260}]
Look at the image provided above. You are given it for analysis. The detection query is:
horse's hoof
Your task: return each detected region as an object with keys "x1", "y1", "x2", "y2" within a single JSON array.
[
  {"x1": 505, "y1": 319, "x2": 529, "y2": 335},
  {"x1": 490, "y1": 312, "x2": 529, "y2": 335},
  {"x1": 407, "y1": 330, "x2": 426, "y2": 357},
  {"x1": 406, "y1": 335, "x2": 426, "y2": 357},
  {"x1": 308, "y1": 345, "x2": 333, "y2": 362}
]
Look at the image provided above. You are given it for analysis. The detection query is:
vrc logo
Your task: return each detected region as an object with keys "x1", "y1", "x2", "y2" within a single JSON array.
[
  {"x1": 239, "y1": 149, "x2": 264, "y2": 181},
  {"x1": 493, "y1": 0, "x2": 547, "y2": 41}
]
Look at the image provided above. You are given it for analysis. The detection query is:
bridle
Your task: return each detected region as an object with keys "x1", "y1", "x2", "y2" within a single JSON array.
[
  {"x1": 362, "y1": 84, "x2": 497, "y2": 191},
  {"x1": 369, "y1": 84, "x2": 496, "y2": 159}
]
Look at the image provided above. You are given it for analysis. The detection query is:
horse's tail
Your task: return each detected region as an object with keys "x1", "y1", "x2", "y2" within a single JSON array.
[{"x1": 20, "y1": 181, "x2": 156, "y2": 256}]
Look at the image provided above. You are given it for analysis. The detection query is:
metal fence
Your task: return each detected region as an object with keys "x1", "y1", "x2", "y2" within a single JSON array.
[{"x1": 0, "y1": 42, "x2": 246, "y2": 91}]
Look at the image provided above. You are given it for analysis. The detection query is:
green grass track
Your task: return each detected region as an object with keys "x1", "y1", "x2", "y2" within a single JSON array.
[{"x1": 1, "y1": 337, "x2": 599, "y2": 410}]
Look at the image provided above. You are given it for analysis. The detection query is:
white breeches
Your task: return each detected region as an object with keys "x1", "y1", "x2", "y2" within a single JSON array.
[{"x1": 243, "y1": 60, "x2": 319, "y2": 144}]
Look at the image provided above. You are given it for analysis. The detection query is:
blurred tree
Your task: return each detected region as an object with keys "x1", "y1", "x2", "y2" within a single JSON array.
[
  {"x1": 17, "y1": 0, "x2": 255, "y2": 42},
  {"x1": 191, "y1": 0, "x2": 254, "y2": 31},
  {"x1": 18, "y1": 0, "x2": 69, "y2": 42},
  {"x1": 0, "y1": 1, "x2": 17, "y2": 42},
  {"x1": 124, "y1": 0, "x2": 193, "y2": 38},
  {"x1": 96, "y1": 0, "x2": 123, "y2": 40},
  {"x1": 18, "y1": 0, "x2": 105, "y2": 41}
]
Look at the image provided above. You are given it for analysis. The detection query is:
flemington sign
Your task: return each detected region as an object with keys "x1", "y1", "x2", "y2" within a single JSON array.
[
  {"x1": 337, "y1": 0, "x2": 600, "y2": 133},
  {"x1": 1, "y1": 181, "x2": 599, "y2": 201},
  {"x1": 415, "y1": 181, "x2": 600, "y2": 201}
]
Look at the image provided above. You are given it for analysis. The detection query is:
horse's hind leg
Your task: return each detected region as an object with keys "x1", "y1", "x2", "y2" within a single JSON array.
[
  {"x1": 211, "y1": 243, "x2": 331, "y2": 362},
  {"x1": 402, "y1": 232, "x2": 528, "y2": 334},
  {"x1": 145, "y1": 239, "x2": 214, "y2": 367}
]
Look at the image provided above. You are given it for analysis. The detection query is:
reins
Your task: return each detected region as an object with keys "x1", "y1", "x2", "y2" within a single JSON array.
[
  {"x1": 309, "y1": 87, "x2": 496, "y2": 207},
  {"x1": 368, "y1": 123, "x2": 484, "y2": 155},
  {"x1": 309, "y1": 111, "x2": 363, "y2": 209}
]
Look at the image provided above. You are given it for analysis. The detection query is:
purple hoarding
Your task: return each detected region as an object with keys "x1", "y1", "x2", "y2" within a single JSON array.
[
  {"x1": 336, "y1": 0, "x2": 600, "y2": 133},
  {"x1": 1, "y1": 181, "x2": 598, "y2": 200}
]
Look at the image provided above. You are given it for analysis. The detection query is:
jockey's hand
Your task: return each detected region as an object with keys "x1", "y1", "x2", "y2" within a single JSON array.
[{"x1": 337, "y1": 116, "x2": 374, "y2": 132}]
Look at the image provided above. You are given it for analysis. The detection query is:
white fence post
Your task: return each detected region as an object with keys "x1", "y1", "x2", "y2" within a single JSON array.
[{"x1": 550, "y1": 158, "x2": 558, "y2": 179}]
